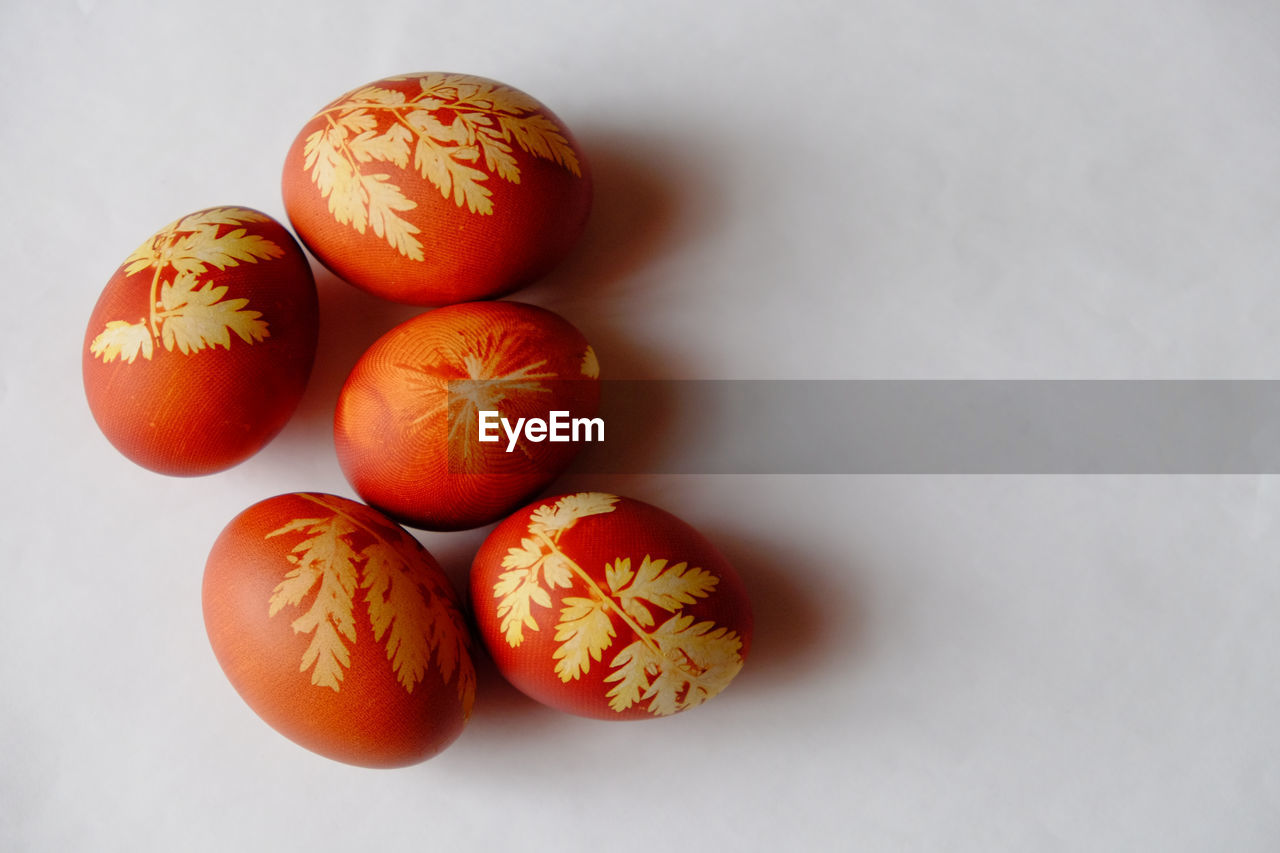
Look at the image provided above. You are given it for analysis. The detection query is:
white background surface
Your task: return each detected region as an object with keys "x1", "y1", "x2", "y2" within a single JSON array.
[{"x1": 3, "y1": 0, "x2": 1279, "y2": 850}]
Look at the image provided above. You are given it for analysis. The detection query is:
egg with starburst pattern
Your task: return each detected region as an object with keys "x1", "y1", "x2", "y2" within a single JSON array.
[{"x1": 334, "y1": 301, "x2": 600, "y2": 530}]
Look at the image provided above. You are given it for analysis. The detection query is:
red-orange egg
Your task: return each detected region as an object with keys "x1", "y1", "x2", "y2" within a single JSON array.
[
  {"x1": 82, "y1": 207, "x2": 318, "y2": 476},
  {"x1": 202, "y1": 492, "x2": 476, "y2": 768},
  {"x1": 335, "y1": 301, "x2": 600, "y2": 531},
  {"x1": 282, "y1": 72, "x2": 591, "y2": 305},
  {"x1": 470, "y1": 493, "x2": 753, "y2": 720}
]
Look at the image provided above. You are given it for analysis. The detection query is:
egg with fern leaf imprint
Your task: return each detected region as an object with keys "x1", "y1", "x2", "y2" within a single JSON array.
[
  {"x1": 202, "y1": 492, "x2": 476, "y2": 767},
  {"x1": 470, "y1": 492, "x2": 754, "y2": 720},
  {"x1": 82, "y1": 206, "x2": 318, "y2": 476},
  {"x1": 281, "y1": 72, "x2": 592, "y2": 305}
]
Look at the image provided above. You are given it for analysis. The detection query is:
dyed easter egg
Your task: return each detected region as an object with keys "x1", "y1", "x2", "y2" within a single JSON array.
[
  {"x1": 82, "y1": 207, "x2": 317, "y2": 476},
  {"x1": 282, "y1": 72, "x2": 591, "y2": 305},
  {"x1": 470, "y1": 493, "x2": 753, "y2": 720},
  {"x1": 334, "y1": 301, "x2": 600, "y2": 531},
  {"x1": 202, "y1": 492, "x2": 476, "y2": 767}
]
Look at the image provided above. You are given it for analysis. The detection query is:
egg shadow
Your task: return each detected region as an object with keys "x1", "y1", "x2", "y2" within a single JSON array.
[
  {"x1": 410, "y1": 524, "x2": 589, "y2": 742},
  {"x1": 461, "y1": 638, "x2": 574, "y2": 741},
  {"x1": 519, "y1": 127, "x2": 709, "y2": 317},
  {"x1": 698, "y1": 524, "x2": 863, "y2": 697},
  {"x1": 264, "y1": 264, "x2": 424, "y2": 467},
  {"x1": 520, "y1": 126, "x2": 725, "y2": 379},
  {"x1": 521, "y1": 128, "x2": 730, "y2": 479}
]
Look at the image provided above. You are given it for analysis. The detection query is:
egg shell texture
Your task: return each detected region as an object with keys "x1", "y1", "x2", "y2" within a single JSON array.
[
  {"x1": 282, "y1": 72, "x2": 592, "y2": 305},
  {"x1": 202, "y1": 493, "x2": 476, "y2": 768},
  {"x1": 335, "y1": 301, "x2": 600, "y2": 531},
  {"x1": 82, "y1": 207, "x2": 318, "y2": 476},
  {"x1": 470, "y1": 493, "x2": 753, "y2": 720}
]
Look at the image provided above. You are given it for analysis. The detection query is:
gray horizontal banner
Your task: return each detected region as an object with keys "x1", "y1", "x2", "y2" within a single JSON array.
[
  {"x1": 556, "y1": 380, "x2": 1280, "y2": 474},
  {"x1": 444, "y1": 381, "x2": 1280, "y2": 474}
]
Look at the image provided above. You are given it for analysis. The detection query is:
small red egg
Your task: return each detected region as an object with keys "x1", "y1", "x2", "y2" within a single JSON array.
[
  {"x1": 335, "y1": 301, "x2": 600, "y2": 531},
  {"x1": 282, "y1": 72, "x2": 591, "y2": 305},
  {"x1": 202, "y1": 492, "x2": 476, "y2": 768},
  {"x1": 82, "y1": 207, "x2": 318, "y2": 476},
  {"x1": 470, "y1": 493, "x2": 753, "y2": 720}
]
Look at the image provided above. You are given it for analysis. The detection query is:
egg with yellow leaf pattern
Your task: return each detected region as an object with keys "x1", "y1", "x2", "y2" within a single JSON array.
[
  {"x1": 470, "y1": 492, "x2": 753, "y2": 720},
  {"x1": 202, "y1": 492, "x2": 476, "y2": 767},
  {"x1": 281, "y1": 72, "x2": 592, "y2": 305},
  {"x1": 82, "y1": 207, "x2": 318, "y2": 476}
]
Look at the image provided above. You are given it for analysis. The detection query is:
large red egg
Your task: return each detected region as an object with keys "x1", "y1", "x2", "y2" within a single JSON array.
[
  {"x1": 335, "y1": 301, "x2": 600, "y2": 531},
  {"x1": 282, "y1": 72, "x2": 591, "y2": 305},
  {"x1": 202, "y1": 492, "x2": 476, "y2": 768},
  {"x1": 470, "y1": 493, "x2": 753, "y2": 720},
  {"x1": 82, "y1": 207, "x2": 318, "y2": 476}
]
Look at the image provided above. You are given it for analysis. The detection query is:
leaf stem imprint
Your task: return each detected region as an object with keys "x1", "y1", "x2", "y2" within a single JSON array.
[
  {"x1": 298, "y1": 493, "x2": 399, "y2": 551},
  {"x1": 532, "y1": 530, "x2": 670, "y2": 666},
  {"x1": 323, "y1": 112, "x2": 367, "y2": 180},
  {"x1": 313, "y1": 89, "x2": 505, "y2": 117},
  {"x1": 146, "y1": 251, "x2": 165, "y2": 338}
]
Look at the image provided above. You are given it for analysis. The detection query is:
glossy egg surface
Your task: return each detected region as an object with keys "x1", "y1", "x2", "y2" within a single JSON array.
[
  {"x1": 470, "y1": 492, "x2": 753, "y2": 720},
  {"x1": 82, "y1": 207, "x2": 318, "y2": 476},
  {"x1": 202, "y1": 492, "x2": 476, "y2": 767}
]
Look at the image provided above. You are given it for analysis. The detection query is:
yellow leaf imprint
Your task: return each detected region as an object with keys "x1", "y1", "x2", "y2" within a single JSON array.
[
  {"x1": 305, "y1": 74, "x2": 582, "y2": 258},
  {"x1": 89, "y1": 320, "x2": 153, "y2": 364},
  {"x1": 90, "y1": 208, "x2": 281, "y2": 364},
  {"x1": 606, "y1": 556, "x2": 719, "y2": 629},
  {"x1": 580, "y1": 346, "x2": 599, "y2": 379},
  {"x1": 492, "y1": 493, "x2": 745, "y2": 716},
  {"x1": 553, "y1": 594, "x2": 615, "y2": 681},
  {"x1": 528, "y1": 492, "x2": 620, "y2": 536},
  {"x1": 266, "y1": 514, "x2": 360, "y2": 691},
  {"x1": 158, "y1": 272, "x2": 268, "y2": 355},
  {"x1": 605, "y1": 614, "x2": 743, "y2": 716},
  {"x1": 266, "y1": 495, "x2": 476, "y2": 712}
]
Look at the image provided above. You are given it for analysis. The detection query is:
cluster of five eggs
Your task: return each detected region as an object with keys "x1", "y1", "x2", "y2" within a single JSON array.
[{"x1": 82, "y1": 73, "x2": 752, "y2": 767}]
